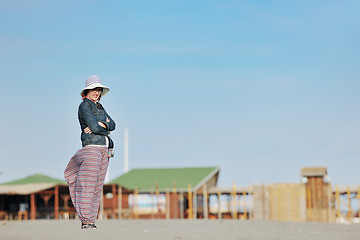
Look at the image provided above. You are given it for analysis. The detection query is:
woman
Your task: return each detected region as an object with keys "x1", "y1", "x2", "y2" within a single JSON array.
[{"x1": 64, "y1": 75, "x2": 116, "y2": 229}]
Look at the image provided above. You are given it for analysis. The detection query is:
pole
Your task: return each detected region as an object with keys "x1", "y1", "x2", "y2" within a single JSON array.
[
  {"x1": 172, "y1": 181, "x2": 177, "y2": 219},
  {"x1": 335, "y1": 185, "x2": 340, "y2": 220},
  {"x1": 30, "y1": 193, "x2": 36, "y2": 220},
  {"x1": 112, "y1": 184, "x2": 117, "y2": 218},
  {"x1": 307, "y1": 183, "x2": 312, "y2": 221},
  {"x1": 347, "y1": 185, "x2": 352, "y2": 222},
  {"x1": 134, "y1": 187, "x2": 138, "y2": 219},
  {"x1": 166, "y1": 189, "x2": 170, "y2": 219},
  {"x1": 188, "y1": 184, "x2": 193, "y2": 219},
  {"x1": 193, "y1": 192, "x2": 197, "y2": 219},
  {"x1": 217, "y1": 191, "x2": 221, "y2": 219},
  {"x1": 180, "y1": 192, "x2": 184, "y2": 219},
  {"x1": 54, "y1": 186, "x2": 59, "y2": 219},
  {"x1": 244, "y1": 188, "x2": 248, "y2": 220},
  {"x1": 232, "y1": 181, "x2": 237, "y2": 219},
  {"x1": 203, "y1": 185, "x2": 208, "y2": 219},
  {"x1": 155, "y1": 181, "x2": 159, "y2": 219},
  {"x1": 118, "y1": 186, "x2": 122, "y2": 219}
]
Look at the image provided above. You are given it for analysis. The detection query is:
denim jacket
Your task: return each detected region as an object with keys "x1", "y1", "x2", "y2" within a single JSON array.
[{"x1": 78, "y1": 98, "x2": 116, "y2": 147}]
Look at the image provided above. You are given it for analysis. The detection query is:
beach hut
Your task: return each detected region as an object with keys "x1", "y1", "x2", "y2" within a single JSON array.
[
  {"x1": 300, "y1": 166, "x2": 332, "y2": 222},
  {"x1": 108, "y1": 167, "x2": 220, "y2": 219},
  {"x1": 0, "y1": 174, "x2": 68, "y2": 220}
]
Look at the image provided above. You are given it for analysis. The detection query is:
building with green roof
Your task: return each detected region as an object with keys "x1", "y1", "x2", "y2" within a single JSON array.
[
  {"x1": 0, "y1": 174, "x2": 67, "y2": 220},
  {"x1": 110, "y1": 167, "x2": 220, "y2": 193},
  {"x1": 106, "y1": 167, "x2": 220, "y2": 219}
]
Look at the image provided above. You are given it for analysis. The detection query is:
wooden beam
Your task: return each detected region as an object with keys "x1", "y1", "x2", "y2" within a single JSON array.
[
  {"x1": 336, "y1": 185, "x2": 341, "y2": 219},
  {"x1": 166, "y1": 189, "x2": 170, "y2": 219},
  {"x1": 118, "y1": 186, "x2": 122, "y2": 219},
  {"x1": 112, "y1": 184, "x2": 117, "y2": 218},
  {"x1": 203, "y1": 185, "x2": 208, "y2": 219},
  {"x1": 54, "y1": 186, "x2": 59, "y2": 219},
  {"x1": 30, "y1": 193, "x2": 36, "y2": 220},
  {"x1": 193, "y1": 192, "x2": 197, "y2": 220},
  {"x1": 232, "y1": 181, "x2": 237, "y2": 219},
  {"x1": 179, "y1": 192, "x2": 184, "y2": 219},
  {"x1": 188, "y1": 184, "x2": 193, "y2": 219},
  {"x1": 217, "y1": 191, "x2": 221, "y2": 219},
  {"x1": 347, "y1": 185, "x2": 352, "y2": 221}
]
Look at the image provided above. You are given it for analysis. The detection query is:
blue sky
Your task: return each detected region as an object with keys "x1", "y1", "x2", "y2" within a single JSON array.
[{"x1": 0, "y1": 0, "x2": 359, "y2": 187}]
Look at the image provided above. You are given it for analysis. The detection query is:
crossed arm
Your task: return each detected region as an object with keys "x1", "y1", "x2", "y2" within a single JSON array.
[
  {"x1": 84, "y1": 118, "x2": 110, "y2": 134},
  {"x1": 79, "y1": 102, "x2": 115, "y2": 135}
]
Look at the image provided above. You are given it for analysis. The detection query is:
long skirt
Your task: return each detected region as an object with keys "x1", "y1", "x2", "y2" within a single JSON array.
[{"x1": 64, "y1": 146, "x2": 109, "y2": 223}]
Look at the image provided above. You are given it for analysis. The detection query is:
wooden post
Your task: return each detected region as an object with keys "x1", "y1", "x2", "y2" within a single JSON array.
[
  {"x1": 240, "y1": 191, "x2": 244, "y2": 219},
  {"x1": 335, "y1": 185, "x2": 340, "y2": 220},
  {"x1": 30, "y1": 193, "x2": 36, "y2": 220},
  {"x1": 151, "y1": 188, "x2": 155, "y2": 219},
  {"x1": 328, "y1": 183, "x2": 333, "y2": 223},
  {"x1": 171, "y1": 181, "x2": 177, "y2": 219},
  {"x1": 54, "y1": 186, "x2": 59, "y2": 219},
  {"x1": 217, "y1": 191, "x2": 221, "y2": 219},
  {"x1": 118, "y1": 186, "x2": 122, "y2": 219},
  {"x1": 232, "y1": 181, "x2": 237, "y2": 219},
  {"x1": 307, "y1": 183, "x2": 312, "y2": 221},
  {"x1": 166, "y1": 189, "x2": 170, "y2": 219},
  {"x1": 347, "y1": 185, "x2": 352, "y2": 222},
  {"x1": 155, "y1": 181, "x2": 159, "y2": 219},
  {"x1": 112, "y1": 184, "x2": 117, "y2": 218},
  {"x1": 179, "y1": 192, "x2": 184, "y2": 219},
  {"x1": 134, "y1": 187, "x2": 138, "y2": 219},
  {"x1": 244, "y1": 188, "x2": 247, "y2": 220},
  {"x1": 193, "y1": 192, "x2": 197, "y2": 220},
  {"x1": 188, "y1": 184, "x2": 193, "y2": 219},
  {"x1": 203, "y1": 185, "x2": 208, "y2": 219}
]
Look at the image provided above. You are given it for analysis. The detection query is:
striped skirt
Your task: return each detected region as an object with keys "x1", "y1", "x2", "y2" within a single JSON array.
[{"x1": 64, "y1": 146, "x2": 109, "y2": 223}]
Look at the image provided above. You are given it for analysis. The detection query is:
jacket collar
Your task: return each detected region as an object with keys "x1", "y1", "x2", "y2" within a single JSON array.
[{"x1": 83, "y1": 97, "x2": 98, "y2": 107}]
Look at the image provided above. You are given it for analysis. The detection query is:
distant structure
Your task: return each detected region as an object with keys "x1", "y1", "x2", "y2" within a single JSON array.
[
  {"x1": 300, "y1": 166, "x2": 332, "y2": 222},
  {"x1": 108, "y1": 167, "x2": 220, "y2": 219},
  {"x1": 0, "y1": 166, "x2": 358, "y2": 222}
]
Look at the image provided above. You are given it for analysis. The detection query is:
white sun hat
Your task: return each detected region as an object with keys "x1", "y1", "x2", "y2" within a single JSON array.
[{"x1": 80, "y1": 75, "x2": 110, "y2": 97}]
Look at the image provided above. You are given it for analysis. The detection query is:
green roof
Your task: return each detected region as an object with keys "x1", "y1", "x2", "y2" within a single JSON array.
[
  {"x1": 110, "y1": 167, "x2": 219, "y2": 191},
  {"x1": 1, "y1": 174, "x2": 66, "y2": 185}
]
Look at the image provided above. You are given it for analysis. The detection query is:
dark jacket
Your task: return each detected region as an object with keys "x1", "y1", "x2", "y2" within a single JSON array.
[{"x1": 78, "y1": 98, "x2": 116, "y2": 147}]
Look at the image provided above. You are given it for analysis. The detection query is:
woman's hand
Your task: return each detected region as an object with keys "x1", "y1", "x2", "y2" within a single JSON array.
[
  {"x1": 84, "y1": 127, "x2": 92, "y2": 134},
  {"x1": 98, "y1": 122, "x2": 107, "y2": 128}
]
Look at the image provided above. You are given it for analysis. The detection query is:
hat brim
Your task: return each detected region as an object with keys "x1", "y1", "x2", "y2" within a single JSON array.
[{"x1": 80, "y1": 83, "x2": 110, "y2": 97}]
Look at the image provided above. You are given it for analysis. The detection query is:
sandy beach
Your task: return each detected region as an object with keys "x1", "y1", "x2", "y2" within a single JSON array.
[{"x1": 1, "y1": 220, "x2": 359, "y2": 240}]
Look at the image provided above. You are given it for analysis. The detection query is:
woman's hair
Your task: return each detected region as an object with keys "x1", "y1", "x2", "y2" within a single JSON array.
[{"x1": 82, "y1": 89, "x2": 90, "y2": 98}]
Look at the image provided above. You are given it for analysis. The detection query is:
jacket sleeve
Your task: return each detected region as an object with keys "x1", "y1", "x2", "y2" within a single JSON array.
[
  {"x1": 102, "y1": 108, "x2": 116, "y2": 131},
  {"x1": 78, "y1": 102, "x2": 109, "y2": 135}
]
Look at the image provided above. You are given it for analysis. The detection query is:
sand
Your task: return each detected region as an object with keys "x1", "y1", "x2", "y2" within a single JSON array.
[{"x1": 1, "y1": 219, "x2": 359, "y2": 240}]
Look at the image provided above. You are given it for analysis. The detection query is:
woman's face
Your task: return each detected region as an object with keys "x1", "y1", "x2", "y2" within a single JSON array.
[{"x1": 87, "y1": 87, "x2": 102, "y2": 102}]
